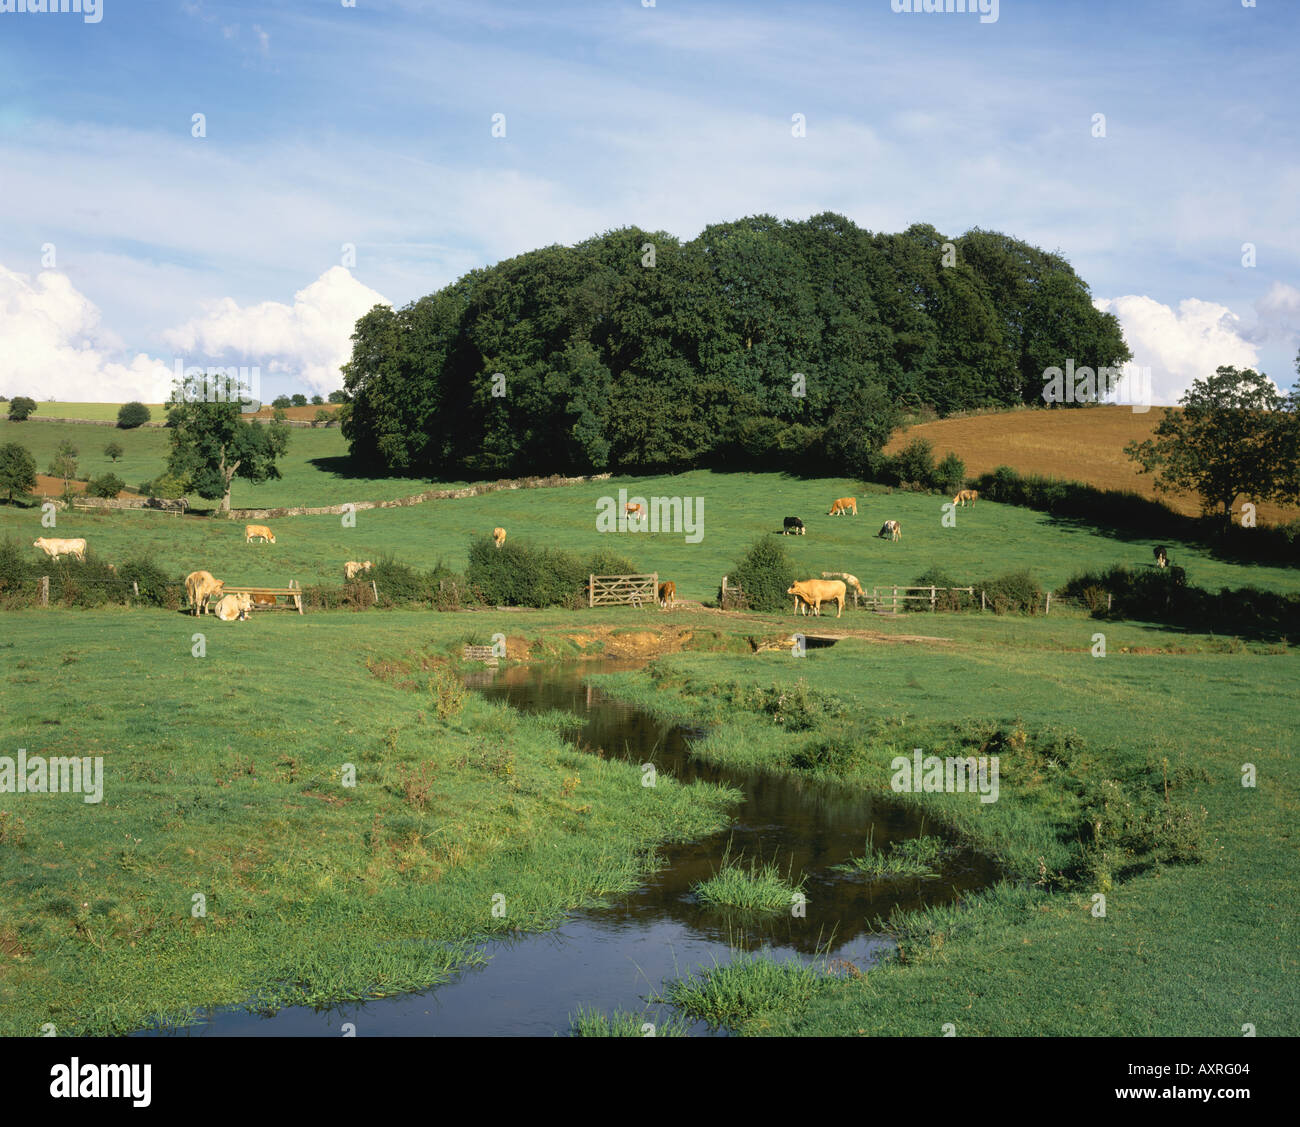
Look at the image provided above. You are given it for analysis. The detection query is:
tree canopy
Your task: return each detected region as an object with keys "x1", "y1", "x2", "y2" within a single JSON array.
[
  {"x1": 0, "y1": 442, "x2": 37, "y2": 502},
  {"x1": 341, "y1": 213, "x2": 1131, "y2": 478}
]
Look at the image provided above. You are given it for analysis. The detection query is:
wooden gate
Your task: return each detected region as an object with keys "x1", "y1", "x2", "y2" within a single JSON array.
[{"x1": 588, "y1": 572, "x2": 658, "y2": 608}]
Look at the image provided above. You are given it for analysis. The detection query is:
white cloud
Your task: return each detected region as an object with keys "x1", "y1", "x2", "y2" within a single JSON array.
[
  {"x1": 0, "y1": 264, "x2": 171, "y2": 402},
  {"x1": 1094, "y1": 295, "x2": 1263, "y2": 404},
  {"x1": 1244, "y1": 282, "x2": 1300, "y2": 347},
  {"x1": 162, "y1": 267, "x2": 390, "y2": 394}
]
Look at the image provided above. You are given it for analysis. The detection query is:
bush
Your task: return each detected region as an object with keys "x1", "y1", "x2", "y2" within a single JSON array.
[
  {"x1": 467, "y1": 536, "x2": 635, "y2": 608},
  {"x1": 933, "y1": 451, "x2": 966, "y2": 495},
  {"x1": 725, "y1": 535, "x2": 796, "y2": 613},
  {"x1": 0, "y1": 442, "x2": 37, "y2": 503},
  {"x1": 314, "y1": 408, "x2": 333, "y2": 427},
  {"x1": 272, "y1": 395, "x2": 292, "y2": 409},
  {"x1": 104, "y1": 441, "x2": 124, "y2": 462},
  {"x1": 7, "y1": 396, "x2": 37, "y2": 421},
  {"x1": 119, "y1": 557, "x2": 182, "y2": 608},
  {"x1": 116, "y1": 402, "x2": 151, "y2": 429},
  {"x1": 891, "y1": 437, "x2": 937, "y2": 490},
  {"x1": 86, "y1": 473, "x2": 126, "y2": 498},
  {"x1": 911, "y1": 565, "x2": 977, "y2": 611},
  {"x1": 978, "y1": 568, "x2": 1044, "y2": 615}
]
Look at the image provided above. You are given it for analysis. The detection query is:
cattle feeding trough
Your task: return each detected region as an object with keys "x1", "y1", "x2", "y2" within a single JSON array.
[
  {"x1": 216, "y1": 579, "x2": 305, "y2": 615},
  {"x1": 588, "y1": 572, "x2": 659, "y2": 609}
]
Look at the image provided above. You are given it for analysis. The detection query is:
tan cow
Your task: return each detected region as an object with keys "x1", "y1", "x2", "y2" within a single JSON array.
[
  {"x1": 828, "y1": 497, "x2": 857, "y2": 516},
  {"x1": 492, "y1": 527, "x2": 507, "y2": 549},
  {"x1": 184, "y1": 570, "x2": 225, "y2": 616},
  {"x1": 787, "y1": 578, "x2": 846, "y2": 619},
  {"x1": 658, "y1": 580, "x2": 676, "y2": 609},
  {"x1": 344, "y1": 560, "x2": 373, "y2": 580},
  {"x1": 214, "y1": 593, "x2": 254, "y2": 622},
  {"x1": 33, "y1": 537, "x2": 87, "y2": 562},
  {"x1": 879, "y1": 519, "x2": 901, "y2": 542},
  {"x1": 245, "y1": 524, "x2": 276, "y2": 544},
  {"x1": 251, "y1": 592, "x2": 277, "y2": 607},
  {"x1": 954, "y1": 489, "x2": 978, "y2": 507}
]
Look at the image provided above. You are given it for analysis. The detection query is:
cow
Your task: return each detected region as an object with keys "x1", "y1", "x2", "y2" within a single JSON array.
[
  {"x1": 658, "y1": 580, "x2": 676, "y2": 609},
  {"x1": 184, "y1": 570, "x2": 225, "y2": 616},
  {"x1": 213, "y1": 593, "x2": 255, "y2": 622},
  {"x1": 344, "y1": 560, "x2": 373, "y2": 580},
  {"x1": 32, "y1": 537, "x2": 87, "y2": 562},
  {"x1": 954, "y1": 489, "x2": 979, "y2": 507},
  {"x1": 492, "y1": 527, "x2": 507, "y2": 549},
  {"x1": 625, "y1": 501, "x2": 645, "y2": 520},
  {"x1": 251, "y1": 592, "x2": 278, "y2": 608},
  {"x1": 783, "y1": 516, "x2": 806, "y2": 536},
  {"x1": 828, "y1": 497, "x2": 857, "y2": 517},
  {"x1": 1153, "y1": 545, "x2": 1168, "y2": 569},
  {"x1": 245, "y1": 524, "x2": 276, "y2": 544},
  {"x1": 878, "y1": 520, "x2": 901, "y2": 542},
  {"x1": 787, "y1": 578, "x2": 846, "y2": 619},
  {"x1": 821, "y1": 572, "x2": 864, "y2": 598}
]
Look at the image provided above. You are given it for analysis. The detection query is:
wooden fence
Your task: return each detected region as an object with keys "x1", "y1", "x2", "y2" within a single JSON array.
[
  {"x1": 589, "y1": 572, "x2": 658, "y2": 608},
  {"x1": 868, "y1": 585, "x2": 976, "y2": 614}
]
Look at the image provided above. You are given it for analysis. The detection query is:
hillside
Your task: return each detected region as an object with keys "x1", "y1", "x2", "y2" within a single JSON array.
[{"x1": 885, "y1": 405, "x2": 1300, "y2": 524}]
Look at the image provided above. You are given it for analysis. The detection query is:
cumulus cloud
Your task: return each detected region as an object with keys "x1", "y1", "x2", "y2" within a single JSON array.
[
  {"x1": 162, "y1": 267, "x2": 390, "y2": 395},
  {"x1": 1093, "y1": 295, "x2": 1263, "y2": 405},
  {"x1": 1242, "y1": 282, "x2": 1300, "y2": 348},
  {"x1": 0, "y1": 264, "x2": 171, "y2": 402}
]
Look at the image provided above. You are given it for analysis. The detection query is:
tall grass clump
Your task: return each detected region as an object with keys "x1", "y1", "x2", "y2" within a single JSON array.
[
  {"x1": 835, "y1": 830, "x2": 953, "y2": 878},
  {"x1": 568, "y1": 1007, "x2": 690, "y2": 1037},
  {"x1": 664, "y1": 952, "x2": 834, "y2": 1029},
  {"x1": 693, "y1": 848, "x2": 806, "y2": 912}
]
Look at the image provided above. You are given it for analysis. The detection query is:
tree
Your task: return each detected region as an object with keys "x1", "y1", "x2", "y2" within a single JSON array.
[
  {"x1": 327, "y1": 389, "x2": 347, "y2": 404},
  {"x1": 7, "y1": 396, "x2": 37, "y2": 421},
  {"x1": 272, "y1": 395, "x2": 292, "y2": 409},
  {"x1": 48, "y1": 439, "x2": 78, "y2": 488},
  {"x1": 165, "y1": 381, "x2": 290, "y2": 512},
  {"x1": 310, "y1": 394, "x2": 324, "y2": 405},
  {"x1": 727, "y1": 534, "x2": 796, "y2": 613},
  {"x1": 87, "y1": 472, "x2": 126, "y2": 498},
  {"x1": 0, "y1": 442, "x2": 37, "y2": 502},
  {"x1": 117, "y1": 401, "x2": 151, "y2": 428},
  {"x1": 1125, "y1": 365, "x2": 1300, "y2": 523},
  {"x1": 934, "y1": 451, "x2": 967, "y2": 495},
  {"x1": 291, "y1": 393, "x2": 308, "y2": 407},
  {"x1": 104, "y1": 440, "x2": 124, "y2": 462},
  {"x1": 314, "y1": 408, "x2": 333, "y2": 427}
]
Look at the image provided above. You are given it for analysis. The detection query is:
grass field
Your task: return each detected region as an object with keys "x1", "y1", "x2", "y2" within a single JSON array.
[
  {"x1": 886, "y1": 405, "x2": 1300, "y2": 524},
  {"x1": 2, "y1": 467, "x2": 1295, "y2": 599},
  {"x1": 25, "y1": 403, "x2": 168, "y2": 422}
]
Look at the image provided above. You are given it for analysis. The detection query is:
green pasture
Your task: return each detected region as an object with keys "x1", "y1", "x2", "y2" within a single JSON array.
[
  {"x1": 28, "y1": 403, "x2": 167, "y2": 423},
  {"x1": 591, "y1": 619, "x2": 1299, "y2": 1035},
  {"x1": 1, "y1": 462, "x2": 1296, "y2": 598}
]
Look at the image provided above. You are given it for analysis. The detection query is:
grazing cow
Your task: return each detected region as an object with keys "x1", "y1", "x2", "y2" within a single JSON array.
[
  {"x1": 213, "y1": 593, "x2": 255, "y2": 622},
  {"x1": 625, "y1": 501, "x2": 645, "y2": 520},
  {"x1": 787, "y1": 578, "x2": 847, "y2": 619},
  {"x1": 344, "y1": 560, "x2": 373, "y2": 580},
  {"x1": 878, "y1": 520, "x2": 901, "y2": 542},
  {"x1": 251, "y1": 592, "x2": 277, "y2": 607},
  {"x1": 821, "y1": 571, "x2": 864, "y2": 598},
  {"x1": 32, "y1": 537, "x2": 87, "y2": 562},
  {"x1": 245, "y1": 524, "x2": 276, "y2": 544},
  {"x1": 783, "y1": 516, "x2": 806, "y2": 536},
  {"x1": 954, "y1": 489, "x2": 979, "y2": 507},
  {"x1": 658, "y1": 580, "x2": 676, "y2": 609},
  {"x1": 827, "y1": 496, "x2": 857, "y2": 517},
  {"x1": 492, "y1": 527, "x2": 507, "y2": 549},
  {"x1": 106, "y1": 563, "x2": 117, "y2": 575},
  {"x1": 1153, "y1": 545, "x2": 1168, "y2": 569},
  {"x1": 184, "y1": 570, "x2": 225, "y2": 616}
]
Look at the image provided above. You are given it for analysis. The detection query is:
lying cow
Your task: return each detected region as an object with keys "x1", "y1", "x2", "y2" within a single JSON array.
[
  {"x1": 184, "y1": 570, "x2": 225, "y2": 616},
  {"x1": 788, "y1": 578, "x2": 846, "y2": 619},
  {"x1": 492, "y1": 527, "x2": 507, "y2": 549},
  {"x1": 954, "y1": 489, "x2": 978, "y2": 507},
  {"x1": 33, "y1": 537, "x2": 87, "y2": 562},
  {"x1": 344, "y1": 560, "x2": 373, "y2": 580},
  {"x1": 828, "y1": 497, "x2": 857, "y2": 516},
  {"x1": 213, "y1": 593, "x2": 254, "y2": 622},
  {"x1": 1153, "y1": 546, "x2": 1168, "y2": 569},
  {"x1": 245, "y1": 524, "x2": 276, "y2": 544},
  {"x1": 879, "y1": 519, "x2": 901, "y2": 542},
  {"x1": 251, "y1": 592, "x2": 277, "y2": 607},
  {"x1": 659, "y1": 580, "x2": 676, "y2": 609},
  {"x1": 783, "y1": 516, "x2": 806, "y2": 536}
]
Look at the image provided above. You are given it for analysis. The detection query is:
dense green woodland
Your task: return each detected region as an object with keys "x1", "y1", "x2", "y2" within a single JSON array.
[{"x1": 340, "y1": 214, "x2": 1131, "y2": 477}]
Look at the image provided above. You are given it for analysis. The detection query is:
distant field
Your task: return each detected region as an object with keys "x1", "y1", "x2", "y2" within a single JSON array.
[
  {"x1": 885, "y1": 405, "x2": 1300, "y2": 524},
  {"x1": 26, "y1": 402, "x2": 167, "y2": 422},
  {"x1": 2, "y1": 469, "x2": 1295, "y2": 597}
]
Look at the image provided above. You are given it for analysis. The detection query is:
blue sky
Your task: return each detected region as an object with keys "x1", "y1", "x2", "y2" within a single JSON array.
[{"x1": 0, "y1": 0, "x2": 1296, "y2": 404}]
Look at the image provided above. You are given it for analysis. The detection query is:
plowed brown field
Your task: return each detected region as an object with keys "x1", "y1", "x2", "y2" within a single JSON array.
[{"x1": 884, "y1": 406, "x2": 1298, "y2": 523}]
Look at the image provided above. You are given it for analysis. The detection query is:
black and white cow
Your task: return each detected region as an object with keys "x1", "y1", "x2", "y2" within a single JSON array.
[
  {"x1": 783, "y1": 516, "x2": 806, "y2": 536},
  {"x1": 1153, "y1": 545, "x2": 1168, "y2": 568}
]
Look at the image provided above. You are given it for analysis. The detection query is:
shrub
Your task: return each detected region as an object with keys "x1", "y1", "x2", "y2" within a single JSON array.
[
  {"x1": 725, "y1": 535, "x2": 795, "y2": 613},
  {"x1": 892, "y1": 437, "x2": 937, "y2": 490},
  {"x1": 272, "y1": 395, "x2": 292, "y2": 409},
  {"x1": 978, "y1": 568, "x2": 1044, "y2": 615},
  {"x1": 933, "y1": 451, "x2": 966, "y2": 495},
  {"x1": 911, "y1": 565, "x2": 976, "y2": 611},
  {"x1": 313, "y1": 408, "x2": 333, "y2": 427},
  {"x1": 116, "y1": 402, "x2": 151, "y2": 429},
  {"x1": 7, "y1": 396, "x2": 37, "y2": 421},
  {"x1": 119, "y1": 557, "x2": 181, "y2": 608},
  {"x1": 86, "y1": 473, "x2": 126, "y2": 498},
  {"x1": 467, "y1": 536, "x2": 634, "y2": 608}
]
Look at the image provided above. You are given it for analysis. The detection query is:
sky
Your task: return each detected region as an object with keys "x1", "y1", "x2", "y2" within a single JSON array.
[{"x1": 0, "y1": 0, "x2": 1296, "y2": 406}]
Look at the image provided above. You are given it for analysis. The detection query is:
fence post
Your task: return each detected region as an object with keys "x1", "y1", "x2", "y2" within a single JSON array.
[
  {"x1": 40, "y1": 576, "x2": 49, "y2": 607},
  {"x1": 893, "y1": 585, "x2": 898, "y2": 614},
  {"x1": 133, "y1": 580, "x2": 140, "y2": 598},
  {"x1": 652, "y1": 573, "x2": 658, "y2": 610},
  {"x1": 589, "y1": 574, "x2": 595, "y2": 609},
  {"x1": 1045, "y1": 592, "x2": 1051, "y2": 615},
  {"x1": 930, "y1": 585, "x2": 936, "y2": 610},
  {"x1": 981, "y1": 589, "x2": 986, "y2": 611},
  {"x1": 1107, "y1": 593, "x2": 1112, "y2": 612},
  {"x1": 372, "y1": 579, "x2": 379, "y2": 606}
]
